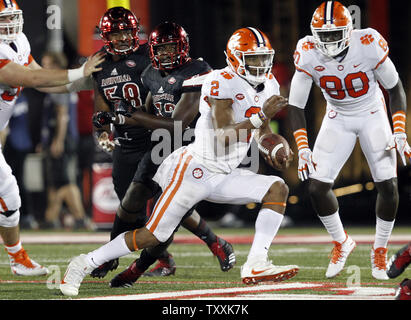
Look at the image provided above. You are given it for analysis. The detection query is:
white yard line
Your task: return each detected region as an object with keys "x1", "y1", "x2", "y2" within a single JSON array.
[
  {"x1": 77, "y1": 282, "x2": 396, "y2": 300},
  {"x1": 8, "y1": 232, "x2": 411, "y2": 244}
]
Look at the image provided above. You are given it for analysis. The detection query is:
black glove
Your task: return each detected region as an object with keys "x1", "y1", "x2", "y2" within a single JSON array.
[
  {"x1": 90, "y1": 258, "x2": 119, "y2": 278},
  {"x1": 92, "y1": 111, "x2": 117, "y2": 129}
]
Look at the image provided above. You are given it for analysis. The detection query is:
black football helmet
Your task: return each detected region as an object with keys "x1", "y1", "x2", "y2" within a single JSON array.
[
  {"x1": 99, "y1": 6, "x2": 139, "y2": 55},
  {"x1": 148, "y1": 21, "x2": 190, "y2": 70}
]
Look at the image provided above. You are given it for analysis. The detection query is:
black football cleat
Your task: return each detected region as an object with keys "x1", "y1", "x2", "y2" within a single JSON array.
[
  {"x1": 90, "y1": 259, "x2": 119, "y2": 278},
  {"x1": 109, "y1": 260, "x2": 143, "y2": 288},
  {"x1": 143, "y1": 254, "x2": 176, "y2": 277},
  {"x1": 395, "y1": 278, "x2": 411, "y2": 300},
  {"x1": 387, "y1": 242, "x2": 411, "y2": 279},
  {"x1": 208, "y1": 237, "x2": 236, "y2": 272}
]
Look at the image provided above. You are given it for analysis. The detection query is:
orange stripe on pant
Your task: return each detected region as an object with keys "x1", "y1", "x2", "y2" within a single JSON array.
[
  {"x1": 148, "y1": 155, "x2": 193, "y2": 234},
  {"x1": 0, "y1": 197, "x2": 9, "y2": 212},
  {"x1": 147, "y1": 150, "x2": 187, "y2": 226}
]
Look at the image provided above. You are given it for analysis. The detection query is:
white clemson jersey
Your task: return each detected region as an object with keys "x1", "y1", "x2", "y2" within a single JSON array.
[
  {"x1": 291, "y1": 27, "x2": 399, "y2": 115},
  {"x1": 0, "y1": 32, "x2": 33, "y2": 130},
  {"x1": 187, "y1": 66, "x2": 280, "y2": 173}
]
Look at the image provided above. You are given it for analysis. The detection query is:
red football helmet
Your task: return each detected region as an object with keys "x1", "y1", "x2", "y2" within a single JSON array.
[
  {"x1": 99, "y1": 6, "x2": 139, "y2": 55},
  {"x1": 311, "y1": 1, "x2": 353, "y2": 57},
  {"x1": 148, "y1": 22, "x2": 190, "y2": 70},
  {"x1": 0, "y1": 0, "x2": 23, "y2": 42},
  {"x1": 225, "y1": 27, "x2": 274, "y2": 86}
]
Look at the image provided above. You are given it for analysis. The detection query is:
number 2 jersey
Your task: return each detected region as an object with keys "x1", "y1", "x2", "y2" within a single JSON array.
[
  {"x1": 92, "y1": 44, "x2": 151, "y2": 151},
  {"x1": 187, "y1": 67, "x2": 280, "y2": 174},
  {"x1": 0, "y1": 32, "x2": 33, "y2": 131},
  {"x1": 289, "y1": 28, "x2": 399, "y2": 115}
]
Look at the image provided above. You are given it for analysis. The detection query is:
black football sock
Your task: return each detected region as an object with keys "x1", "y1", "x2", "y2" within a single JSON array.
[
  {"x1": 135, "y1": 249, "x2": 159, "y2": 272},
  {"x1": 110, "y1": 205, "x2": 147, "y2": 240},
  {"x1": 136, "y1": 237, "x2": 174, "y2": 271},
  {"x1": 191, "y1": 218, "x2": 218, "y2": 246},
  {"x1": 110, "y1": 215, "x2": 138, "y2": 241}
]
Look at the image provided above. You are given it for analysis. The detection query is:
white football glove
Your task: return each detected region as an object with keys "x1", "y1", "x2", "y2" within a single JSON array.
[
  {"x1": 297, "y1": 148, "x2": 316, "y2": 181},
  {"x1": 97, "y1": 131, "x2": 116, "y2": 154},
  {"x1": 386, "y1": 132, "x2": 411, "y2": 166}
]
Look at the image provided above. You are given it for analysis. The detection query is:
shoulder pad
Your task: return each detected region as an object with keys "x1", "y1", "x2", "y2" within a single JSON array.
[
  {"x1": 201, "y1": 69, "x2": 235, "y2": 99},
  {"x1": 293, "y1": 36, "x2": 316, "y2": 77},
  {"x1": 355, "y1": 28, "x2": 389, "y2": 68}
]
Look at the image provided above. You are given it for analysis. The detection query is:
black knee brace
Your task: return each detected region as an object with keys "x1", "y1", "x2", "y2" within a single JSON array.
[{"x1": 375, "y1": 178, "x2": 399, "y2": 221}]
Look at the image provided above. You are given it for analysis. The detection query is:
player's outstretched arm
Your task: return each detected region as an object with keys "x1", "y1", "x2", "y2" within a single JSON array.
[
  {"x1": 26, "y1": 58, "x2": 94, "y2": 94},
  {"x1": 385, "y1": 78, "x2": 411, "y2": 165},
  {"x1": 0, "y1": 52, "x2": 104, "y2": 89},
  {"x1": 93, "y1": 91, "x2": 202, "y2": 134}
]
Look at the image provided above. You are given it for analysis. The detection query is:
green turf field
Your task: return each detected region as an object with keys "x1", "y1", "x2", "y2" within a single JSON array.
[{"x1": 1, "y1": 226, "x2": 410, "y2": 300}]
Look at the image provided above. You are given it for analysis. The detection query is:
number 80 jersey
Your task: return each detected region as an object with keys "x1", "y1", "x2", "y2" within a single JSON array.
[{"x1": 293, "y1": 27, "x2": 399, "y2": 115}]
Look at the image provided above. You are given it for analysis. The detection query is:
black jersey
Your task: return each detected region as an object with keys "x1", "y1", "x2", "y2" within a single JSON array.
[
  {"x1": 93, "y1": 44, "x2": 151, "y2": 151},
  {"x1": 141, "y1": 58, "x2": 212, "y2": 128}
]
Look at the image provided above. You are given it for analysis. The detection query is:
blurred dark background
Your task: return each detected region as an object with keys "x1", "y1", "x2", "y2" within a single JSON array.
[{"x1": 12, "y1": 0, "x2": 411, "y2": 228}]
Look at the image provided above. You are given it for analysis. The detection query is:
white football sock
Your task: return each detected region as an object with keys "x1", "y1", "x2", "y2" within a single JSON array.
[
  {"x1": 247, "y1": 208, "x2": 283, "y2": 262},
  {"x1": 318, "y1": 211, "x2": 346, "y2": 243},
  {"x1": 374, "y1": 217, "x2": 395, "y2": 249},
  {"x1": 86, "y1": 232, "x2": 131, "y2": 268},
  {"x1": 5, "y1": 241, "x2": 22, "y2": 254}
]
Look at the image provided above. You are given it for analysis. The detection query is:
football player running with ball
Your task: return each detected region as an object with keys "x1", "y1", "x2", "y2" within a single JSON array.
[
  {"x1": 60, "y1": 27, "x2": 297, "y2": 296},
  {"x1": 92, "y1": 20, "x2": 235, "y2": 287},
  {"x1": 86, "y1": 7, "x2": 235, "y2": 285},
  {"x1": 288, "y1": 1, "x2": 410, "y2": 280},
  {"x1": 0, "y1": 0, "x2": 103, "y2": 276}
]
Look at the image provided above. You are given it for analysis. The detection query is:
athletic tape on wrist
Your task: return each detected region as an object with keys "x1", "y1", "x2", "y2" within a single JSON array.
[
  {"x1": 67, "y1": 63, "x2": 85, "y2": 82},
  {"x1": 250, "y1": 113, "x2": 264, "y2": 128},
  {"x1": 392, "y1": 111, "x2": 406, "y2": 133}
]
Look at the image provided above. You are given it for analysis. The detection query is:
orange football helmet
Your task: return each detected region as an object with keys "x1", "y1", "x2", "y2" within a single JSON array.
[
  {"x1": 225, "y1": 27, "x2": 274, "y2": 86},
  {"x1": 0, "y1": 0, "x2": 23, "y2": 42},
  {"x1": 310, "y1": 1, "x2": 352, "y2": 57}
]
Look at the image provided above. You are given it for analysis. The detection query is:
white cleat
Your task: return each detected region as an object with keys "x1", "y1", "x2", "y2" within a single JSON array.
[
  {"x1": 325, "y1": 235, "x2": 356, "y2": 278},
  {"x1": 371, "y1": 247, "x2": 389, "y2": 280},
  {"x1": 60, "y1": 254, "x2": 94, "y2": 296},
  {"x1": 241, "y1": 257, "x2": 299, "y2": 285},
  {"x1": 7, "y1": 248, "x2": 49, "y2": 276}
]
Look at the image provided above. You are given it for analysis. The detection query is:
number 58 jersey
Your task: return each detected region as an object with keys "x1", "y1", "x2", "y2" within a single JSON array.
[
  {"x1": 187, "y1": 66, "x2": 280, "y2": 173},
  {"x1": 292, "y1": 27, "x2": 399, "y2": 115}
]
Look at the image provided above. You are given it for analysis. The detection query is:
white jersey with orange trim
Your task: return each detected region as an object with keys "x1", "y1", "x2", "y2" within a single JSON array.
[
  {"x1": 0, "y1": 33, "x2": 32, "y2": 215},
  {"x1": 0, "y1": 32, "x2": 33, "y2": 130},
  {"x1": 290, "y1": 28, "x2": 399, "y2": 115},
  {"x1": 186, "y1": 66, "x2": 280, "y2": 173}
]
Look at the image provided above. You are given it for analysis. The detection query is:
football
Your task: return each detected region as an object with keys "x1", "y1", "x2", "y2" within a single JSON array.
[{"x1": 258, "y1": 133, "x2": 293, "y2": 171}]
